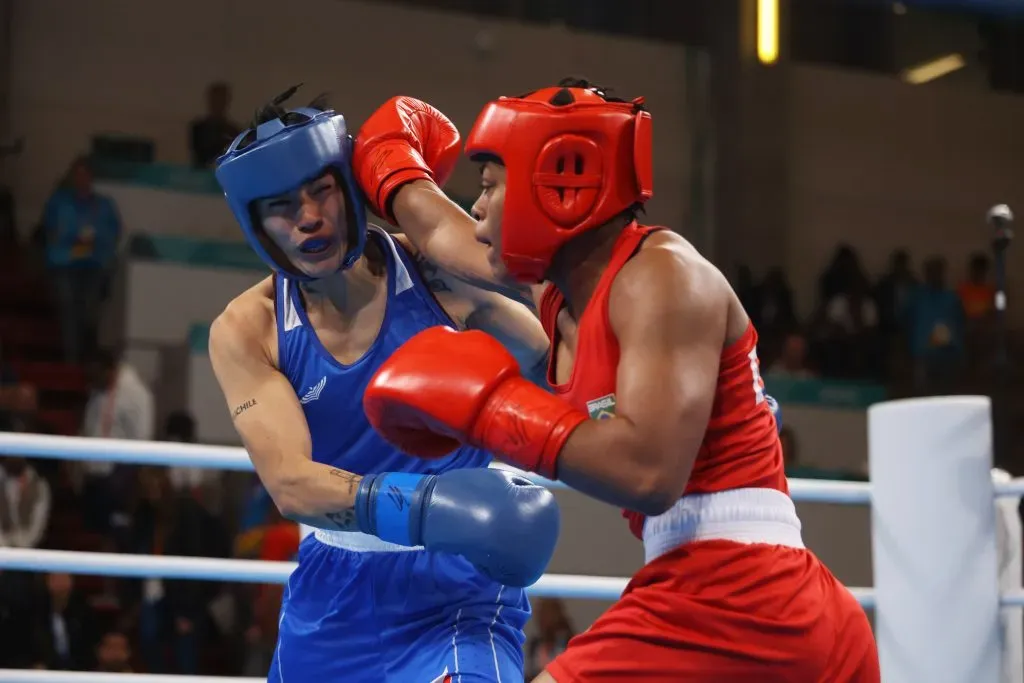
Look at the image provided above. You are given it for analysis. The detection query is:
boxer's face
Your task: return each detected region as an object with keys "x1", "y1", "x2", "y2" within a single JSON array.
[
  {"x1": 471, "y1": 161, "x2": 508, "y2": 278},
  {"x1": 256, "y1": 171, "x2": 348, "y2": 278}
]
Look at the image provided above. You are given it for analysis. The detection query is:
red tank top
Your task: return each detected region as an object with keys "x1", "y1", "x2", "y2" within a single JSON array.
[{"x1": 539, "y1": 223, "x2": 788, "y2": 539}]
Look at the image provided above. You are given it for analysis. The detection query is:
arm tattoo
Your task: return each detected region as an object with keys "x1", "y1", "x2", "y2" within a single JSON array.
[
  {"x1": 414, "y1": 253, "x2": 452, "y2": 293},
  {"x1": 323, "y1": 470, "x2": 361, "y2": 530},
  {"x1": 232, "y1": 398, "x2": 257, "y2": 418},
  {"x1": 329, "y1": 469, "x2": 360, "y2": 495},
  {"x1": 325, "y1": 509, "x2": 357, "y2": 530}
]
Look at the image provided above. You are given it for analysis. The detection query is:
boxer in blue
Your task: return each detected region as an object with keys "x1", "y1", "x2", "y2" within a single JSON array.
[{"x1": 208, "y1": 86, "x2": 558, "y2": 683}]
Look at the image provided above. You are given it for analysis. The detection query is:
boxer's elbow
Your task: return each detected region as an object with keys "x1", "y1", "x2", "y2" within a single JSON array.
[
  {"x1": 561, "y1": 419, "x2": 690, "y2": 515},
  {"x1": 272, "y1": 494, "x2": 309, "y2": 522},
  {"x1": 629, "y1": 467, "x2": 687, "y2": 516},
  {"x1": 264, "y1": 467, "x2": 317, "y2": 521},
  {"x1": 622, "y1": 444, "x2": 694, "y2": 516},
  {"x1": 267, "y1": 482, "x2": 308, "y2": 522}
]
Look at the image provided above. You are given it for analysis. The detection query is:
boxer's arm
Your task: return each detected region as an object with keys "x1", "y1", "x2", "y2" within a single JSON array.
[
  {"x1": 554, "y1": 249, "x2": 728, "y2": 515},
  {"x1": 464, "y1": 292, "x2": 551, "y2": 388},
  {"x1": 405, "y1": 244, "x2": 550, "y2": 386},
  {"x1": 208, "y1": 299, "x2": 364, "y2": 531},
  {"x1": 392, "y1": 180, "x2": 539, "y2": 306}
]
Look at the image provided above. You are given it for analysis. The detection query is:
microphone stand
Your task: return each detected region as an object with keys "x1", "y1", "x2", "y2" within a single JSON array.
[{"x1": 989, "y1": 205, "x2": 1014, "y2": 468}]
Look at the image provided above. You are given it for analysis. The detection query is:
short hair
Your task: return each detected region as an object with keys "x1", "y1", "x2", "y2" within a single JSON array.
[{"x1": 236, "y1": 84, "x2": 330, "y2": 151}]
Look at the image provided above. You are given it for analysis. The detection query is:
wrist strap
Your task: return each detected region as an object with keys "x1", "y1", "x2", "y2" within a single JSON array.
[
  {"x1": 473, "y1": 377, "x2": 587, "y2": 479},
  {"x1": 355, "y1": 472, "x2": 436, "y2": 547}
]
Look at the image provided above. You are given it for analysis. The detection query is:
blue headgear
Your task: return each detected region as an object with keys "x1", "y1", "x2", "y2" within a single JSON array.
[{"x1": 214, "y1": 108, "x2": 366, "y2": 280}]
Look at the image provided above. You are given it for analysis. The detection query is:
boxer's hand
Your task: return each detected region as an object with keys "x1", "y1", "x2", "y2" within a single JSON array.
[
  {"x1": 355, "y1": 468, "x2": 559, "y2": 587},
  {"x1": 353, "y1": 96, "x2": 461, "y2": 222},
  {"x1": 364, "y1": 326, "x2": 586, "y2": 479}
]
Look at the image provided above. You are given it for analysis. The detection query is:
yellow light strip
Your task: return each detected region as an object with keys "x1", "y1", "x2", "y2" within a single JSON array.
[
  {"x1": 757, "y1": 0, "x2": 779, "y2": 65},
  {"x1": 901, "y1": 53, "x2": 965, "y2": 85}
]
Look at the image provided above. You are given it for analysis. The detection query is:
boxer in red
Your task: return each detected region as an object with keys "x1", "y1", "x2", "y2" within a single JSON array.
[{"x1": 354, "y1": 78, "x2": 879, "y2": 682}]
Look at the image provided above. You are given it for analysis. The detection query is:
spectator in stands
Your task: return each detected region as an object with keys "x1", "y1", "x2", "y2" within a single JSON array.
[
  {"x1": 0, "y1": 383, "x2": 45, "y2": 433},
  {"x1": 42, "y1": 156, "x2": 122, "y2": 363},
  {"x1": 189, "y1": 82, "x2": 241, "y2": 169},
  {"x1": 749, "y1": 268, "x2": 798, "y2": 358},
  {"x1": 874, "y1": 249, "x2": 916, "y2": 328},
  {"x1": 123, "y1": 466, "x2": 228, "y2": 674},
  {"x1": 81, "y1": 347, "x2": 155, "y2": 441},
  {"x1": 164, "y1": 411, "x2": 222, "y2": 510},
  {"x1": 908, "y1": 257, "x2": 965, "y2": 393},
  {"x1": 873, "y1": 249, "x2": 917, "y2": 377},
  {"x1": 235, "y1": 478, "x2": 274, "y2": 553},
  {"x1": 0, "y1": 569, "x2": 37, "y2": 667},
  {"x1": 526, "y1": 598, "x2": 576, "y2": 679},
  {"x1": 815, "y1": 272, "x2": 881, "y2": 379},
  {"x1": 734, "y1": 264, "x2": 759, "y2": 315},
  {"x1": 959, "y1": 252, "x2": 996, "y2": 321},
  {"x1": 767, "y1": 333, "x2": 815, "y2": 380},
  {"x1": 29, "y1": 573, "x2": 96, "y2": 670},
  {"x1": 958, "y1": 252, "x2": 996, "y2": 374},
  {"x1": 77, "y1": 348, "x2": 154, "y2": 533},
  {"x1": 818, "y1": 244, "x2": 867, "y2": 306},
  {"x1": 0, "y1": 357, "x2": 20, "y2": 412},
  {"x1": 0, "y1": 455, "x2": 51, "y2": 548},
  {"x1": 93, "y1": 630, "x2": 133, "y2": 673}
]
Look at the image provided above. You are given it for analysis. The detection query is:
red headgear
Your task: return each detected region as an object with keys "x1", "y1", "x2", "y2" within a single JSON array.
[{"x1": 465, "y1": 84, "x2": 654, "y2": 283}]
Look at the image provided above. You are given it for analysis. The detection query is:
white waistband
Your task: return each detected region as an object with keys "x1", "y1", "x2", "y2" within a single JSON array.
[
  {"x1": 642, "y1": 488, "x2": 804, "y2": 564},
  {"x1": 313, "y1": 528, "x2": 423, "y2": 553}
]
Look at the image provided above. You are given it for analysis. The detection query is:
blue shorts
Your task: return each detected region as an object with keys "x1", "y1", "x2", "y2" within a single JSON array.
[{"x1": 269, "y1": 532, "x2": 530, "y2": 683}]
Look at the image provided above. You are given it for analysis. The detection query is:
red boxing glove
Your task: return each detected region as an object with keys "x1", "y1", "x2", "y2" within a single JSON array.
[
  {"x1": 364, "y1": 327, "x2": 586, "y2": 480},
  {"x1": 353, "y1": 96, "x2": 461, "y2": 222}
]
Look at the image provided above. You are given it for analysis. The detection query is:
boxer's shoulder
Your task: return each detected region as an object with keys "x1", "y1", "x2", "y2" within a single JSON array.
[
  {"x1": 610, "y1": 231, "x2": 729, "y2": 319},
  {"x1": 210, "y1": 277, "x2": 277, "y2": 367}
]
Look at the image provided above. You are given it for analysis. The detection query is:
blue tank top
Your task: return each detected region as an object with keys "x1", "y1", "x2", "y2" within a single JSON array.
[{"x1": 274, "y1": 226, "x2": 492, "y2": 475}]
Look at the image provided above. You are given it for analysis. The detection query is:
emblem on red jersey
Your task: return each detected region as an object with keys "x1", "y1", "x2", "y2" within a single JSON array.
[{"x1": 586, "y1": 393, "x2": 617, "y2": 420}]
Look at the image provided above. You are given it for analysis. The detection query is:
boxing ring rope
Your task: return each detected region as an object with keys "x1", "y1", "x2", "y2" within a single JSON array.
[
  {"x1": 0, "y1": 547, "x2": 632, "y2": 601},
  {"x1": 0, "y1": 674, "x2": 262, "y2": 683},
  {"x1": 0, "y1": 396, "x2": 1019, "y2": 683},
  {"x1": 0, "y1": 431, "x2": 881, "y2": 503}
]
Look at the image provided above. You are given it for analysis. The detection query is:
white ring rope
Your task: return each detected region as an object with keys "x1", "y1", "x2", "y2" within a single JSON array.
[
  {"x1": 1001, "y1": 590, "x2": 1024, "y2": 607},
  {"x1": 0, "y1": 547, "x2": 629, "y2": 600},
  {"x1": 0, "y1": 672, "x2": 263, "y2": 682},
  {"x1": 0, "y1": 546, "x2": 874, "y2": 607},
  {"x1": 0, "y1": 432, "x2": 876, "y2": 503}
]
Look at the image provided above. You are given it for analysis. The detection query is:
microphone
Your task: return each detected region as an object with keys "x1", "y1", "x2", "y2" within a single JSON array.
[{"x1": 988, "y1": 203, "x2": 1014, "y2": 253}]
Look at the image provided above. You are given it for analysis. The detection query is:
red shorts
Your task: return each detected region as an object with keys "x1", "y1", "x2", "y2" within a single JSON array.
[{"x1": 546, "y1": 541, "x2": 879, "y2": 683}]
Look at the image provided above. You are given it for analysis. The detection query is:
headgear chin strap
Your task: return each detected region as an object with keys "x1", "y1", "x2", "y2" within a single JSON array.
[
  {"x1": 465, "y1": 86, "x2": 653, "y2": 283},
  {"x1": 215, "y1": 108, "x2": 367, "y2": 281}
]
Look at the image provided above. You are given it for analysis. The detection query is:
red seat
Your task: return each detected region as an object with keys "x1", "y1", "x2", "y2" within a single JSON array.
[
  {"x1": 0, "y1": 276, "x2": 52, "y2": 310},
  {"x1": 12, "y1": 361, "x2": 87, "y2": 393},
  {"x1": 0, "y1": 317, "x2": 61, "y2": 351},
  {"x1": 38, "y1": 408, "x2": 81, "y2": 435}
]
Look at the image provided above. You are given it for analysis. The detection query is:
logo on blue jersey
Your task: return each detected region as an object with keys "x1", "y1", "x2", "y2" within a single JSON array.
[{"x1": 299, "y1": 376, "x2": 327, "y2": 404}]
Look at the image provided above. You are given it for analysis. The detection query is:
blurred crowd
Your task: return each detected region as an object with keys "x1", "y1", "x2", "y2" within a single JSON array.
[{"x1": 740, "y1": 245, "x2": 1000, "y2": 395}]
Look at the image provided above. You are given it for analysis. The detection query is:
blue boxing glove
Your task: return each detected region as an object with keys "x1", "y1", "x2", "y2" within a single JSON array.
[
  {"x1": 355, "y1": 468, "x2": 559, "y2": 587},
  {"x1": 766, "y1": 394, "x2": 782, "y2": 433}
]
